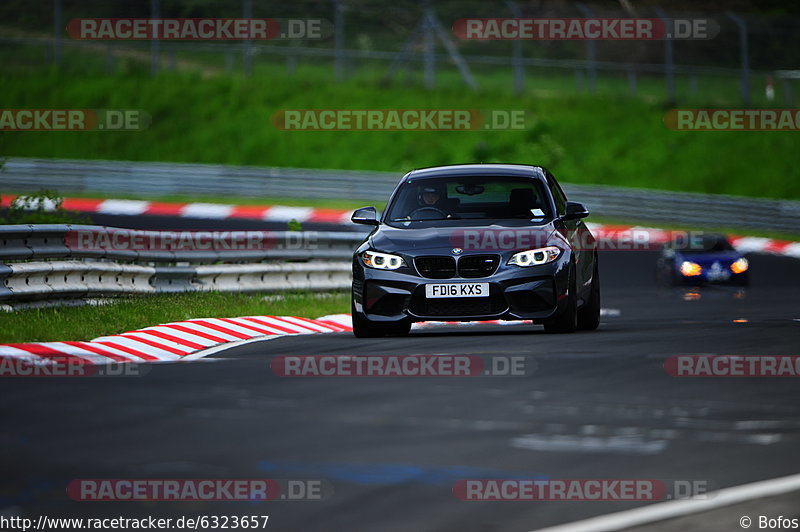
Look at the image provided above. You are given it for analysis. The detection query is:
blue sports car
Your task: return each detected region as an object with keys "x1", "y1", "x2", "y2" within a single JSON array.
[{"x1": 656, "y1": 233, "x2": 749, "y2": 286}]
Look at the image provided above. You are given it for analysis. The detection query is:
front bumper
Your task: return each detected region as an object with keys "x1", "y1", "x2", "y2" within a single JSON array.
[
  {"x1": 353, "y1": 257, "x2": 571, "y2": 323},
  {"x1": 676, "y1": 269, "x2": 749, "y2": 286}
]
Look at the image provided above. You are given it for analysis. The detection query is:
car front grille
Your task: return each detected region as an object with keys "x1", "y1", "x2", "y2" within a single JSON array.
[
  {"x1": 415, "y1": 256, "x2": 457, "y2": 279},
  {"x1": 414, "y1": 254, "x2": 501, "y2": 279},
  {"x1": 458, "y1": 255, "x2": 500, "y2": 278},
  {"x1": 409, "y1": 295, "x2": 507, "y2": 317}
]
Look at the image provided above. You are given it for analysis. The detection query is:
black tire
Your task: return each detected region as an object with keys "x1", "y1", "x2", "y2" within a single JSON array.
[
  {"x1": 351, "y1": 300, "x2": 385, "y2": 338},
  {"x1": 544, "y1": 264, "x2": 578, "y2": 334},
  {"x1": 577, "y1": 259, "x2": 600, "y2": 331},
  {"x1": 351, "y1": 300, "x2": 411, "y2": 338}
]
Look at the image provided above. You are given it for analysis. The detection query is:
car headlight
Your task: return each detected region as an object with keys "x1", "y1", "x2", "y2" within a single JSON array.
[
  {"x1": 507, "y1": 246, "x2": 562, "y2": 267},
  {"x1": 730, "y1": 257, "x2": 749, "y2": 274},
  {"x1": 680, "y1": 261, "x2": 703, "y2": 276},
  {"x1": 361, "y1": 250, "x2": 406, "y2": 270}
]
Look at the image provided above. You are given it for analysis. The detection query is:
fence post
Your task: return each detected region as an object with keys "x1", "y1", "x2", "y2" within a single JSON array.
[
  {"x1": 785, "y1": 79, "x2": 793, "y2": 107},
  {"x1": 507, "y1": 0, "x2": 524, "y2": 95},
  {"x1": 575, "y1": 3, "x2": 596, "y2": 93},
  {"x1": 334, "y1": 0, "x2": 345, "y2": 82},
  {"x1": 150, "y1": 0, "x2": 160, "y2": 75},
  {"x1": 574, "y1": 69, "x2": 584, "y2": 92},
  {"x1": 726, "y1": 11, "x2": 751, "y2": 106},
  {"x1": 242, "y1": 0, "x2": 253, "y2": 75},
  {"x1": 654, "y1": 8, "x2": 675, "y2": 102},
  {"x1": 106, "y1": 44, "x2": 115, "y2": 73},
  {"x1": 429, "y1": 14, "x2": 478, "y2": 90},
  {"x1": 423, "y1": 1, "x2": 435, "y2": 89},
  {"x1": 53, "y1": 0, "x2": 62, "y2": 67},
  {"x1": 225, "y1": 47, "x2": 234, "y2": 73},
  {"x1": 628, "y1": 66, "x2": 637, "y2": 96}
]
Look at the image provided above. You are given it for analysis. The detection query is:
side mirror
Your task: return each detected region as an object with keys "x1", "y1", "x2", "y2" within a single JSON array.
[
  {"x1": 562, "y1": 201, "x2": 589, "y2": 220},
  {"x1": 351, "y1": 206, "x2": 379, "y2": 226}
]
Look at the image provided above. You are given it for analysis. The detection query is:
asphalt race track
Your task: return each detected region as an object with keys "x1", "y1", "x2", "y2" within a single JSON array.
[{"x1": 3, "y1": 247, "x2": 800, "y2": 531}]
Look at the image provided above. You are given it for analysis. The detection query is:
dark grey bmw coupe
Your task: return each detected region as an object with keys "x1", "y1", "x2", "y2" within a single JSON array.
[{"x1": 350, "y1": 164, "x2": 599, "y2": 337}]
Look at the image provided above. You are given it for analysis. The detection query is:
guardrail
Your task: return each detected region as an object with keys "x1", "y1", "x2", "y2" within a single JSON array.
[
  {"x1": 3, "y1": 157, "x2": 800, "y2": 234},
  {"x1": 0, "y1": 224, "x2": 365, "y2": 263},
  {"x1": 0, "y1": 224, "x2": 362, "y2": 303},
  {"x1": 0, "y1": 261, "x2": 352, "y2": 303}
]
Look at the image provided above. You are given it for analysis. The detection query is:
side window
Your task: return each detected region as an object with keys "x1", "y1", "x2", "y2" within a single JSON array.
[{"x1": 546, "y1": 173, "x2": 567, "y2": 216}]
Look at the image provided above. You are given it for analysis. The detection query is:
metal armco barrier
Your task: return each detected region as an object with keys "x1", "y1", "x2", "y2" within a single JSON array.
[
  {"x1": 195, "y1": 263, "x2": 351, "y2": 293},
  {"x1": 0, "y1": 224, "x2": 365, "y2": 263},
  {"x1": 3, "y1": 157, "x2": 800, "y2": 233},
  {"x1": 2, "y1": 261, "x2": 156, "y2": 300},
  {"x1": 0, "y1": 261, "x2": 351, "y2": 302},
  {"x1": 0, "y1": 224, "x2": 362, "y2": 302}
]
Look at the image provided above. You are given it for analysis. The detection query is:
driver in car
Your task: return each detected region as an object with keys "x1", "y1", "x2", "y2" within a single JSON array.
[
  {"x1": 397, "y1": 184, "x2": 457, "y2": 220},
  {"x1": 420, "y1": 185, "x2": 446, "y2": 208}
]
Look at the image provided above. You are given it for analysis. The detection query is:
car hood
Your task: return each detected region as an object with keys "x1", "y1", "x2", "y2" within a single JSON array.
[{"x1": 368, "y1": 222, "x2": 559, "y2": 254}]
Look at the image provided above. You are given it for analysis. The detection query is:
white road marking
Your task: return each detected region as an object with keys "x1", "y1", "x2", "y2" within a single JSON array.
[
  {"x1": 263, "y1": 206, "x2": 314, "y2": 222},
  {"x1": 180, "y1": 203, "x2": 235, "y2": 219},
  {"x1": 532, "y1": 472, "x2": 800, "y2": 532},
  {"x1": 97, "y1": 199, "x2": 150, "y2": 215}
]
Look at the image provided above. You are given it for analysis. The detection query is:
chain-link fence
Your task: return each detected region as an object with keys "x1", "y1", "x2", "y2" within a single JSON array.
[{"x1": 1, "y1": 0, "x2": 799, "y2": 104}]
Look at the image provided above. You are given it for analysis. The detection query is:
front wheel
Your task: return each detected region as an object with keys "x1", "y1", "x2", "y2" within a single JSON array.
[
  {"x1": 543, "y1": 264, "x2": 578, "y2": 334},
  {"x1": 352, "y1": 300, "x2": 384, "y2": 338},
  {"x1": 351, "y1": 300, "x2": 411, "y2": 338},
  {"x1": 577, "y1": 260, "x2": 600, "y2": 331}
]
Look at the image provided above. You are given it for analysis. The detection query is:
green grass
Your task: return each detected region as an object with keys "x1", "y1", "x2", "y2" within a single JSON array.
[
  {"x1": 1, "y1": 65, "x2": 799, "y2": 201},
  {"x1": 0, "y1": 291, "x2": 349, "y2": 343}
]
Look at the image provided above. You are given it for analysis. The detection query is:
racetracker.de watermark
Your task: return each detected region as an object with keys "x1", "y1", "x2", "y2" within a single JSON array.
[
  {"x1": 453, "y1": 479, "x2": 714, "y2": 501},
  {"x1": 270, "y1": 355, "x2": 533, "y2": 377},
  {"x1": 272, "y1": 110, "x2": 527, "y2": 130},
  {"x1": 664, "y1": 109, "x2": 800, "y2": 131},
  {"x1": 448, "y1": 228, "x2": 710, "y2": 252},
  {"x1": 67, "y1": 479, "x2": 331, "y2": 501},
  {"x1": 66, "y1": 228, "x2": 317, "y2": 252},
  {"x1": 665, "y1": 355, "x2": 800, "y2": 377},
  {"x1": 67, "y1": 18, "x2": 332, "y2": 40},
  {"x1": 0, "y1": 359, "x2": 148, "y2": 378},
  {"x1": 0, "y1": 109, "x2": 149, "y2": 131},
  {"x1": 453, "y1": 18, "x2": 718, "y2": 40}
]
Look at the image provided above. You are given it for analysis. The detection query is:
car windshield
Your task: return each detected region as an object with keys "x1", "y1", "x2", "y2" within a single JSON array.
[{"x1": 385, "y1": 176, "x2": 552, "y2": 224}]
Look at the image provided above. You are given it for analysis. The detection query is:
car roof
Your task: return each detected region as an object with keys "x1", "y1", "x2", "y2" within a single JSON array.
[{"x1": 405, "y1": 164, "x2": 545, "y2": 181}]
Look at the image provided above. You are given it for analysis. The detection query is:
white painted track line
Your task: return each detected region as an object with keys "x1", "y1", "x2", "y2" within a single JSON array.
[{"x1": 532, "y1": 472, "x2": 800, "y2": 532}]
